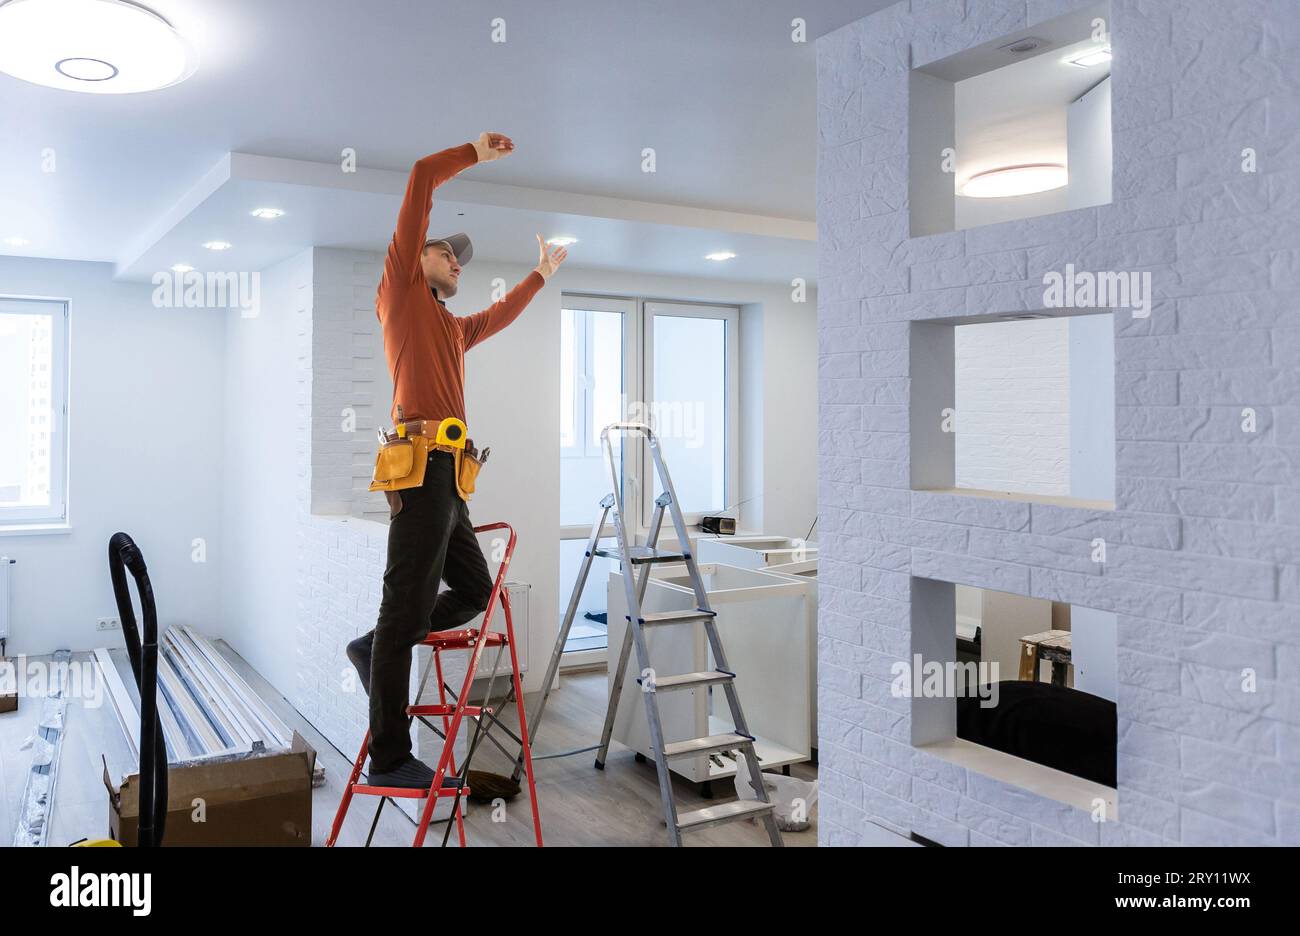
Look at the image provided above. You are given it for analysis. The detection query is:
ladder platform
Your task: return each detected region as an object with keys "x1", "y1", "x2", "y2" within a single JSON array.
[
  {"x1": 677, "y1": 799, "x2": 775, "y2": 832},
  {"x1": 638, "y1": 670, "x2": 734, "y2": 692},
  {"x1": 637, "y1": 609, "x2": 715, "y2": 627},
  {"x1": 407, "y1": 703, "x2": 489, "y2": 718},
  {"x1": 663, "y1": 732, "x2": 753, "y2": 760},
  {"x1": 594, "y1": 545, "x2": 687, "y2": 564},
  {"x1": 352, "y1": 776, "x2": 467, "y2": 800},
  {"x1": 420, "y1": 628, "x2": 506, "y2": 650}
]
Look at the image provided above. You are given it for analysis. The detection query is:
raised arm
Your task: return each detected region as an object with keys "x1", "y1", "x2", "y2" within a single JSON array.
[
  {"x1": 381, "y1": 133, "x2": 516, "y2": 298},
  {"x1": 458, "y1": 235, "x2": 569, "y2": 349},
  {"x1": 385, "y1": 144, "x2": 476, "y2": 287}
]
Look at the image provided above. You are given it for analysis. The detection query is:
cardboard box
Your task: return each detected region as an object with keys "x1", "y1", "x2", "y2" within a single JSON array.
[
  {"x1": 0, "y1": 658, "x2": 16, "y2": 714},
  {"x1": 104, "y1": 732, "x2": 316, "y2": 846}
]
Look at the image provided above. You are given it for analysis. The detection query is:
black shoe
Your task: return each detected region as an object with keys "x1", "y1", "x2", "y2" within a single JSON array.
[
  {"x1": 367, "y1": 756, "x2": 439, "y2": 790},
  {"x1": 346, "y1": 633, "x2": 373, "y2": 694}
]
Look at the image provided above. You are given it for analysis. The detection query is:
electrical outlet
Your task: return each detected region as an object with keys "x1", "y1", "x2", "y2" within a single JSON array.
[{"x1": 96, "y1": 617, "x2": 120, "y2": 632}]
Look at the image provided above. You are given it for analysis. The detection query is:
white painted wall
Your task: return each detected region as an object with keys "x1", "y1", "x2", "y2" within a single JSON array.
[
  {"x1": 1066, "y1": 76, "x2": 1113, "y2": 211},
  {"x1": 1068, "y1": 312, "x2": 1115, "y2": 501},
  {"x1": 219, "y1": 249, "x2": 311, "y2": 695},
  {"x1": 1070, "y1": 604, "x2": 1117, "y2": 702},
  {"x1": 0, "y1": 257, "x2": 225, "y2": 655},
  {"x1": 908, "y1": 70, "x2": 956, "y2": 237}
]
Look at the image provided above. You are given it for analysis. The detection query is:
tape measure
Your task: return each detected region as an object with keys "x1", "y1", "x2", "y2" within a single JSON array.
[{"x1": 435, "y1": 417, "x2": 468, "y2": 449}]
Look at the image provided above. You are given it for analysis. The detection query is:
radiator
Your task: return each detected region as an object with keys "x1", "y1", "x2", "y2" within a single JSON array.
[{"x1": 0, "y1": 557, "x2": 12, "y2": 642}]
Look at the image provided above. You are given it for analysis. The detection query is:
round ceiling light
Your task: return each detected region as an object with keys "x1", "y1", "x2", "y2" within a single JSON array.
[
  {"x1": 960, "y1": 164, "x2": 1068, "y2": 199},
  {"x1": 0, "y1": 0, "x2": 198, "y2": 94}
]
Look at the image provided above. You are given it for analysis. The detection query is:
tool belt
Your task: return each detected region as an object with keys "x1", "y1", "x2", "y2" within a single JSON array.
[{"x1": 369, "y1": 413, "x2": 487, "y2": 502}]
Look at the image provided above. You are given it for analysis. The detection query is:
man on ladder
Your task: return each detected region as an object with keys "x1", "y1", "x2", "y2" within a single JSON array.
[{"x1": 346, "y1": 132, "x2": 568, "y2": 790}]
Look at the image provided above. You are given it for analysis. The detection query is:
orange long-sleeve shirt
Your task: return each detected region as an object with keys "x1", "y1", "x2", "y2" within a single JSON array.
[{"x1": 377, "y1": 143, "x2": 544, "y2": 424}]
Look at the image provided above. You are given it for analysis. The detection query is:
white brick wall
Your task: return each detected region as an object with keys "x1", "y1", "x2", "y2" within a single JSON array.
[
  {"x1": 293, "y1": 247, "x2": 464, "y2": 769},
  {"x1": 955, "y1": 317, "x2": 1072, "y2": 495},
  {"x1": 817, "y1": 0, "x2": 1298, "y2": 846}
]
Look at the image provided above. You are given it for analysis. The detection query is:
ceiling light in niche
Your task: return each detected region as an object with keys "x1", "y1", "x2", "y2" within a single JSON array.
[
  {"x1": 961, "y1": 164, "x2": 1068, "y2": 199},
  {"x1": 250, "y1": 207, "x2": 285, "y2": 220},
  {"x1": 0, "y1": 0, "x2": 198, "y2": 94},
  {"x1": 1065, "y1": 46, "x2": 1112, "y2": 68},
  {"x1": 704, "y1": 251, "x2": 736, "y2": 261}
]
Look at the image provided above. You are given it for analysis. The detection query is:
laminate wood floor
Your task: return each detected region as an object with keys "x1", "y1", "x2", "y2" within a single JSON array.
[{"x1": 2, "y1": 647, "x2": 914, "y2": 848}]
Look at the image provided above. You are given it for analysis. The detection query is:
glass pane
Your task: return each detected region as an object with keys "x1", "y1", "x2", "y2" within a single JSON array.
[
  {"x1": 560, "y1": 307, "x2": 626, "y2": 526},
  {"x1": 559, "y1": 308, "x2": 577, "y2": 450},
  {"x1": 558, "y1": 537, "x2": 617, "y2": 652},
  {"x1": 651, "y1": 314, "x2": 726, "y2": 513},
  {"x1": 0, "y1": 313, "x2": 54, "y2": 508},
  {"x1": 588, "y1": 311, "x2": 623, "y2": 450}
]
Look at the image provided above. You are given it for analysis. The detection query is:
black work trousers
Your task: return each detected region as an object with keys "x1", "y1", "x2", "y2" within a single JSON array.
[{"x1": 364, "y1": 450, "x2": 493, "y2": 773}]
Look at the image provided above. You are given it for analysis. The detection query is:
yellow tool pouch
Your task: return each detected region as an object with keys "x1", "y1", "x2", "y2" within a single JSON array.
[
  {"x1": 368, "y1": 435, "x2": 432, "y2": 493},
  {"x1": 455, "y1": 447, "x2": 482, "y2": 502},
  {"x1": 369, "y1": 414, "x2": 484, "y2": 503}
]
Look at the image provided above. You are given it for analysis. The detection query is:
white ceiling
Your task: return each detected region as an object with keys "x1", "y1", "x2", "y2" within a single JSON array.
[{"x1": 0, "y1": 0, "x2": 895, "y2": 281}]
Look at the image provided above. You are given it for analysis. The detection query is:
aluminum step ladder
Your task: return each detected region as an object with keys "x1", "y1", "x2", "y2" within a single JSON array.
[{"x1": 522, "y1": 422, "x2": 781, "y2": 846}]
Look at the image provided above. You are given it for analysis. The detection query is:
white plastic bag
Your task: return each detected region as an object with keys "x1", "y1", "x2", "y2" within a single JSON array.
[{"x1": 733, "y1": 754, "x2": 818, "y2": 832}]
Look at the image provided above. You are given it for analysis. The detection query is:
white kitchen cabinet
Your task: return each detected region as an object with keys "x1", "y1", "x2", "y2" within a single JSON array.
[
  {"x1": 606, "y1": 562, "x2": 812, "y2": 785},
  {"x1": 697, "y1": 538, "x2": 820, "y2": 750}
]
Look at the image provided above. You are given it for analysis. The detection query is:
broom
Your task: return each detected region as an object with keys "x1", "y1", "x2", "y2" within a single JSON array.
[{"x1": 466, "y1": 770, "x2": 521, "y2": 802}]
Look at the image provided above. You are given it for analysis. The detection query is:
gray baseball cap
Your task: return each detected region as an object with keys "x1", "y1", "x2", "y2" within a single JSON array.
[{"x1": 424, "y1": 232, "x2": 473, "y2": 266}]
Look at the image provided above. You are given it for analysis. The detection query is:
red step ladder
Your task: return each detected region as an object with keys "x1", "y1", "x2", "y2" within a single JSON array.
[{"x1": 326, "y1": 522, "x2": 543, "y2": 847}]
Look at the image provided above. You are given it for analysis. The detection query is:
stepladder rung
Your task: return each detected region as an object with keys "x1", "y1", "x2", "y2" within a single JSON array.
[
  {"x1": 676, "y1": 799, "x2": 775, "y2": 832},
  {"x1": 352, "y1": 775, "x2": 467, "y2": 799},
  {"x1": 662, "y1": 732, "x2": 753, "y2": 760},
  {"x1": 637, "y1": 609, "x2": 715, "y2": 627},
  {"x1": 637, "y1": 669, "x2": 734, "y2": 692},
  {"x1": 408, "y1": 703, "x2": 489, "y2": 718},
  {"x1": 594, "y1": 545, "x2": 686, "y2": 564}
]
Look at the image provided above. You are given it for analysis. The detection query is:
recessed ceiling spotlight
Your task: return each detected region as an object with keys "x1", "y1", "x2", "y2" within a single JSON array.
[
  {"x1": 250, "y1": 207, "x2": 285, "y2": 219},
  {"x1": 704, "y1": 251, "x2": 736, "y2": 261},
  {"x1": 3, "y1": 236, "x2": 30, "y2": 247},
  {"x1": 961, "y1": 164, "x2": 1068, "y2": 198},
  {"x1": 998, "y1": 36, "x2": 1048, "y2": 55},
  {"x1": 171, "y1": 263, "x2": 194, "y2": 273},
  {"x1": 1065, "y1": 46, "x2": 1112, "y2": 68},
  {"x1": 203, "y1": 240, "x2": 232, "y2": 251},
  {"x1": 546, "y1": 236, "x2": 577, "y2": 247},
  {"x1": 0, "y1": 0, "x2": 199, "y2": 94}
]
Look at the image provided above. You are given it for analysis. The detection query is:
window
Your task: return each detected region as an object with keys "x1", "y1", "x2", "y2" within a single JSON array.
[
  {"x1": 560, "y1": 297, "x2": 739, "y2": 531},
  {"x1": 645, "y1": 302, "x2": 738, "y2": 521},
  {"x1": 559, "y1": 296, "x2": 635, "y2": 527},
  {"x1": 559, "y1": 295, "x2": 740, "y2": 657},
  {"x1": 0, "y1": 297, "x2": 69, "y2": 527}
]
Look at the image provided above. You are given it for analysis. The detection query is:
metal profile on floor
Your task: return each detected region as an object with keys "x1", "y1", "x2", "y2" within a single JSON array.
[
  {"x1": 96, "y1": 627, "x2": 299, "y2": 770},
  {"x1": 12, "y1": 649, "x2": 71, "y2": 847}
]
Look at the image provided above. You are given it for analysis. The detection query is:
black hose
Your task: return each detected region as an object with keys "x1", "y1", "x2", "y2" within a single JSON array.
[{"x1": 108, "y1": 532, "x2": 168, "y2": 847}]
